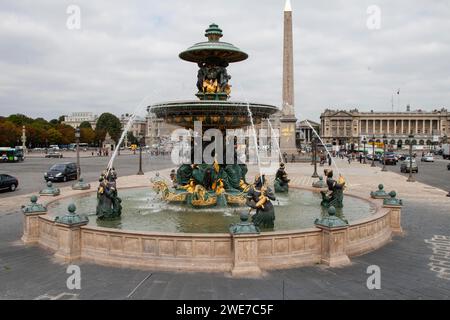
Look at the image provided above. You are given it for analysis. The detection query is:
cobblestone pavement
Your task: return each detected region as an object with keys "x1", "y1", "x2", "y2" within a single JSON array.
[{"x1": 0, "y1": 159, "x2": 449, "y2": 299}]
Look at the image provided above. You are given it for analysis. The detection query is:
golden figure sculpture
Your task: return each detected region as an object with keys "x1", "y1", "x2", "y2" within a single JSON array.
[
  {"x1": 203, "y1": 79, "x2": 218, "y2": 93},
  {"x1": 255, "y1": 185, "x2": 268, "y2": 209},
  {"x1": 215, "y1": 179, "x2": 225, "y2": 195},
  {"x1": 181, "y1": 178, "x2": 196, "y2": 193}
]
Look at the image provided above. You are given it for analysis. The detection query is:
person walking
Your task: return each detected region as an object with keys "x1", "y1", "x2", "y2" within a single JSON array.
[{"x1": 327, "y1": 154, "x2": 332, "y2": 166}]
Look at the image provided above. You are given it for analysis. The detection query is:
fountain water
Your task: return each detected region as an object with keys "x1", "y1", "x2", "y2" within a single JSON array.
[
  {"x1": 267, "y1": 118, "x2": 283, "y2": 163},
  {"x1": 105, "y1": 95, "x2": 154, "y2": 175},
  {"x1": 303, "y1": 118, "x2": 342, "y2": 178}
]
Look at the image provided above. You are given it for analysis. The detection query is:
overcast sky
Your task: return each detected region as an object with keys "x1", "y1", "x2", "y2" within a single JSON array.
[{"x1": 0, "y1": 0, "x2": 449, "y2": 122}]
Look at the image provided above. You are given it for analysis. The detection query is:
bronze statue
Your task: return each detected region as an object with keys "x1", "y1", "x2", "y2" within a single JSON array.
[
  {"x1": 246, "y1": 174, "x2": 276, "y2": 229},
  {"x1": 96, "y1": 169, "x2": 122, "y2": 220},
  {"x1": 274, "y1": 162, "x2": 290, "y2": 193},
  {"x1": 320, "y1": 169, "x2": 345, "y2": 208}
]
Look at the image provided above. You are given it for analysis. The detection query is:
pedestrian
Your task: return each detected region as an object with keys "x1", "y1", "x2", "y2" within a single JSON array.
[
  {"x1": 359, "y1": 153, "x2": 362, "y2": 163},
  {"x1": 327, "y1": 154, "x2": 332, "y2": 166}
]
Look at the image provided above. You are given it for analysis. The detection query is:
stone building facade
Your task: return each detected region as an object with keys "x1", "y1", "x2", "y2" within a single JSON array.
[{"x1": 320, "y1": 108, "x2": 450, "y2": 149}]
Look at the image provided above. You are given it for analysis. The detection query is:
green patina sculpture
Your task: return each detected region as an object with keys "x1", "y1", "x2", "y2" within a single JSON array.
[
  {"x1": 246, "y1": 175, "x2": 276, "y2": 229},
  {"x1": 383, "y1": 191, "x2": 403, "y2": 206},
  {"x1": 320, "y1": 170, "x2": 345, "y2": 208},
  {"x1": 314, "y1": 206, "x2": 349, "y2": 228},
  {"x1": 72, "y1": 178, "x2": 91, "y2": 190},
  {"x1": 229, "y1": 211, "x2": 260, "y2": 235},
  {"x1": 55, "y1": 203, "x2": 89, "y2": 226},
  {"x1": 22, "y1": 195, "x2": 46, "y2": 214},
  {"x1": 96, "y1": 168, "x2": 122, "y2": 220},
  {"x1": 312, "y1": 176, "x2": 327, "y2": 188},
  {"x1": 370, "y1": 184, "x2": 389, "y2": 199},
  {"x1": 274, "y1": 163, "x2": 289, "y2": 193},
  {"x1": 39, "y1": 181, "x2": 60, "y2": 196}
]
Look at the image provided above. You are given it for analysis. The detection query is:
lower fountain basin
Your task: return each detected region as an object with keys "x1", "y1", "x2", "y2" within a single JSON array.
[{"x1": 47, "y1": 187, "x2": 375, "y2": 233}]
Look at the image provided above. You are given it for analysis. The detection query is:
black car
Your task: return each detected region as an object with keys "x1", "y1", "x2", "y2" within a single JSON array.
[
  {"x1": 44, "y1": 162, "x2": 78, "y2": 182},
  {"x1": 0, "y1": 174, "x2": 19, "y2": 192}
]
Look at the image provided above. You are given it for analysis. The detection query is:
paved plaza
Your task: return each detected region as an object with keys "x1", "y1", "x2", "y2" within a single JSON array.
[{"x1": 1, "y1": 157, "x2": 449, "y2": 299}]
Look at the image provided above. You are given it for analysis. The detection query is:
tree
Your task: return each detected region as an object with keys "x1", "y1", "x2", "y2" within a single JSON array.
[
  {"x1": 58, "y1": 115, "x2": 66, "y2": 123},
  {"x1": 47, "y1": 128, "x2": 63, "y2": 145},
  {"x1": 7, "y1": 114, "x2": 33, "y2": 126},
  {"x1": 0, "y1": 120, "x2": 21, "y2": 147},
  {"x1": 79, "y1": 121, "x2": 92, "y2": 129},
  {"x1": 95, "y1": 113, "x2": 122, "y2": 143},
  {"x1": 49, "y1": 119, "x2": 59, "y2": 126},
  {"x1": 80, "y1": 127, "x2": 96, "y2": 144},
  {"x1": 126, "y1": 131, "x2": 138, "y2": 145},
  {"x1": 56, "y1": 124, "x2": 75, "y2": 144}
]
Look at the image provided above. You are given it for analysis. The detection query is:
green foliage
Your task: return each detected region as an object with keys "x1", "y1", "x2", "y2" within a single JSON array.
[
  {"x1": 96, "y1": 113, "x2": 122, "y2": 143},
  {"x1": 0, "y1": 114, "x2": 75, "y2": 147},
  {"x1": 79, "y1": 121, "x2": 93, "y2": 129},
  {"x1": 126, "y1": 131, "x2": 138, "y2": 145}
]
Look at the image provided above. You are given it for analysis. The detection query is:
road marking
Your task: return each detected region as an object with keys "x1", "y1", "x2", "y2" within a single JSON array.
[
  {"x1": 126, "y1": 273, "x2": 153, "y2": 299},
  {"x1": 34, "y1": 292, "x2": 79, "y2": 300},
  {"x1": 425, "y1": 235, "x2": 450, "y2": 280}
]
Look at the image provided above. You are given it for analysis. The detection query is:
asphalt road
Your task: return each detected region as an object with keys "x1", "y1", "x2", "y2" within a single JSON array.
[
  {"x1": 372, "y1": 156, "x2": 450, "y2": 192},
  {"x1": 0, "y1": 153, "x2": 175, "y2": 198}
]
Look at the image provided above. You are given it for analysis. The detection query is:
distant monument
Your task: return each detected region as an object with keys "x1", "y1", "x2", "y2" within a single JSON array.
[{"x1": 280, "y1": 0, "x2": 298, "y2": 154}]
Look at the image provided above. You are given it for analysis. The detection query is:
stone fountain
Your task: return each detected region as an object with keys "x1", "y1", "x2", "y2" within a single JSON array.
[{"x1": 150, "y1": 23, "x2": 278, "y2": 209}]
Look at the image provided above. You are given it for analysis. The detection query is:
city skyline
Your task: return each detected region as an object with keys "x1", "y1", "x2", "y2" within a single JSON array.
[{"x1": 1, "y1": 0, "x2": 450, "y2": 122}]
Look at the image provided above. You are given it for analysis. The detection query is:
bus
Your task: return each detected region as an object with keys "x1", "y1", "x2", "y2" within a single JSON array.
[
  {"x1": 0, "y1": 147, "x2": 24, "y2": 162},
  {"x1": 68, "y1": 143, "x2": 89, "y2": 151}
]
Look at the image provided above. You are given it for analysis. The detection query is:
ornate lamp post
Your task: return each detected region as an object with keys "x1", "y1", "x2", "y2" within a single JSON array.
[
  {"x1": 371, "y1": 134, "x2": 376, "y2": 167},
  {"x1": 137, "y1": 135, "x2": 144, "y2": 175},
  {"x1": 382, "y1": 134, "x2": 388, "y2": 172},
  {"x1": 75, "y1": 127, "x2": 81, "y2": 180},
  {"x1": 407, "y1": 133, "x2": 415, "y2": 182},
  {"x1": 21, "y1": 125, "x2": 27, "y2": 152},
  {"x1": 311, "y1": 137, "x2": 319, "y2": 178},
  {"x1": 362, "y1": 138, "x2": 367, "y2": 164}
]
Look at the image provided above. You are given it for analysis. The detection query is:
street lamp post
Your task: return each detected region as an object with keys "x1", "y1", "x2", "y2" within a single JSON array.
[
  {"x1": 382, "y1": 134, "x2": 387, "y2": 172},
  {"x1": 311, "y1": 137, "x2": 319, "y2": 178},
  {"x1": 371, "y1": 134, "x2": 376, "y2": 167},
  {"x1": 137, "y1": 135, "x2": 144, "y2": 175},
  {"x1": 75, "y1": 127, "x2": 81, "y2": 180},
  {"x1": 362, "y1": 138, "x2": 367, "y2": 164},
  {"x1": 407, "y1": 133, "x2": 415, "y2": 182}
]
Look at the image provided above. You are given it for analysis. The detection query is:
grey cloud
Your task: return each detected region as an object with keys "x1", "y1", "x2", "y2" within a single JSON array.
[{"x1": 0, "y1": 0, "x2": 449, "y2": 121}]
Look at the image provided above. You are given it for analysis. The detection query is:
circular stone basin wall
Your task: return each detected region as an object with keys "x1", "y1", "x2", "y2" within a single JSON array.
[
  {"x1": 46, "y1": 187, "x2": 375, "y2": 233},
  {"x1": 24, "y1": 185, "x2": 401, "y2": 275}
]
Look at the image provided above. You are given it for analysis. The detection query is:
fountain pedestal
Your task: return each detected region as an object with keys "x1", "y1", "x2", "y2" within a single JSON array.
[
  {"x1": 54, "y1": 204, "x2": 89, "y2": 261},
  {"x1": 231, "y1": 234, "x2": 262, "y2": 277},
  {"x1": 314, "y1": 206, "x2": 350, "y2": 267},
  {"x1": 383, "y1": 204, "x2": 403, "y2": 236}
]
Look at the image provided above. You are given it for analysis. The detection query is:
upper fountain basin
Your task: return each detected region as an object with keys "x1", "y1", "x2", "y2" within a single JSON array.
[{"x1": 150, "y1": 100, "x2": 279, "y2": 129}]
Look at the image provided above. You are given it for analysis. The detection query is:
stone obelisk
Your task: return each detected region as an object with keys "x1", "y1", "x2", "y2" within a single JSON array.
[{"x1": 280, "y1": 0, "x2": 298, "y2": 155}]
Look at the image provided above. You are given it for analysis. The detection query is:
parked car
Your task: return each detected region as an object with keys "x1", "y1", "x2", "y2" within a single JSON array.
[
  {"x1": 0, "y1": 174, "x2": 19, "y2": 192},
  {"x1": 45, "y1": 151, "x2": 63, "y2": 158},
  {"x1": 382, "y1": 152, "x2": 397, "y2": 165},
  {"x1": 421, "y1": 153, "x2": 434, "y2": 162},
  {"x1": 400, "y1": 158, "x2": 419, "y2": 173},
  {"x1": 44, "y1": 162, "x2": 78, "y2": 182}
]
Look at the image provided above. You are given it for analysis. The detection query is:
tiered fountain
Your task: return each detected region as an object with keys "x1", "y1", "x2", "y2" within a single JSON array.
[{"x1": 150, "y1": 23, "x2": 278, "y2": 208}]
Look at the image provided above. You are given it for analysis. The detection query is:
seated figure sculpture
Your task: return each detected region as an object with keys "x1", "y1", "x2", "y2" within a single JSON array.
[
  {"x1": 96, "y1": 168, "x2": 122, "y2": 220},
  {"x1": 246, "y1": 174, "x2": 276, "y2": 229},
  {"x1": 274, "y1": 162, "x2": 290, "y2": 193},
  {"x1": 320, "y1": 169, "x2": 345, "y2": 209}
]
